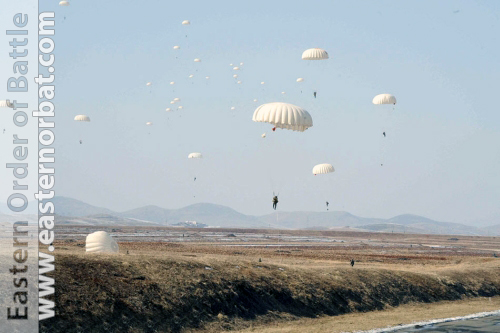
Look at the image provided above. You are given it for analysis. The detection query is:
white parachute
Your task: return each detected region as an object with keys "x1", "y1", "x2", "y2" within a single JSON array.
[
  {"x1": 170, "y1": 81, "x2": 175, "y2": 85},
  {"x1": 230, "y1": 106, "x2": 235, "y2": 110},
  {"x1": 74, "y1": 115, "x2": 90, "y2": 122},
  {"x1": 252, "y1": 102, "x2": 313, "y2": 132},
  {"x1": 173, "y1": 45, "x2": 180, "y2": 50},
  {"x1": 194, "y1": 58, "x2": 201, "y2": 62},
  {"x1": 188, "y1": 152, "x2": 202, "y2": 159},
  {"x1": 260, "y1": 82, "x2": 265, "y2": 85},
  {"x1": 372, "y1": 94, "x2": 397, "y2": 105},
  {"x1": 0, "y1": 100, "x2": 13, "y2": 108},
  {"x1": 166, "y1": 108, "x2": 172, "y2": 112},
  {"x1": 173, "y1": 97, "x2": 181, "y2": 102},
  {"x1": 146, "y1": 82, "x2": 152, "y2": 86},
  {"x1": 206, "y1": 76, "x2": 210, "y2": 79},
  {"x1": 302, "y1": 48, "x2": 329, "y2": 60},
  {"x1": 59, "y1": 1, "x2": 70, "y2": 6},
  {"x1": 188, "y1": 74, "x2": 194, "y2": 78},
  {"x1": 233, "y1": 74, "x2": 238, "y2": 78},
  {"x1": 146, "y1": 122, "x2": 153, "y2": 126},
  {"x1": 237, "y1": 80, "x2": 242, "y2": 84},
  {"x1": 261, "y1": 133, "x2": 266, "y2": 138},
  {"x1": 182, "y1": 20, "x2": 190, "y2": 25},
  {"x1": 312, "y1": 163, "x2": 335, "y2": 175},
  {"x1": 86, "y1": 231, "x2": 119, "y2": 253},
  {"x1": 233, "y1": 66, "x2": 240, "y2": 70},
  {"x1": 296, "y1": 78, "x2": 304, "y2": 82}
]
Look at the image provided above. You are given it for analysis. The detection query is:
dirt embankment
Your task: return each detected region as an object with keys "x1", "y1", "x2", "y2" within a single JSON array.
[{"x1": 41, "y1": 253, "x2": 500, "y2": 333}]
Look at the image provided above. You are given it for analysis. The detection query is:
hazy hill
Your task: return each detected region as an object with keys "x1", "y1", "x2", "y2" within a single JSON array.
[
  {"x1": 48, "y1": 196, "x2": 114, "y2": 217},
  {"x1": 48, "y1": 196, "x2": 492, "y2": 235}
]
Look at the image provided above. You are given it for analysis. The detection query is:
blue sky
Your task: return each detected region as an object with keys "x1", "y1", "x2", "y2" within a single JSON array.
[{"x1": 5, "y1": 0, "x2": 499, "y2": 225}]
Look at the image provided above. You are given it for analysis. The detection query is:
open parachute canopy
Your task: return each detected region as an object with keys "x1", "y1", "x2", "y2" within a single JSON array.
[
  {"x1": 312, "y1": 163, "x2": 335, "y2": 175},
  {"x1": 302, "y1": 48, "x2": 329, "y2": 60},
  {"x1": 372, "y1": 94, "x2": 397, "y2": 105},
  {"x1": 86, "y1": 231, "x2": 119, "y2": 253},
  {"x1": 188, "y1": 152, "x2": 203, "y2": 159},
  {"x1": 59, "y1": 1, "x2": 70, "y2": 6},
  {"x1": 182, "y1": 20, "x2": 190, "y2": 25},
  {"x1": 74, "y1": 115, "x2": 90, "y2": 122},
  {"x1": 0, "y1": 100, "x2": 13, "y2": 108},
  {"x1": 252, "y1": 102, "x2": 313, "y2": 132}
]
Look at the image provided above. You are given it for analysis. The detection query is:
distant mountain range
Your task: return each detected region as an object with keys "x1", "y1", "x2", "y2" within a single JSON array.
[{"x1": 33, "y1": 196, "x2": 498, "y2": 236}]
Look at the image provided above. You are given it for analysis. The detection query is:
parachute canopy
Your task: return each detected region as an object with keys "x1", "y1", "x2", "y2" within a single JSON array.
[
  {"x1": 0, "y1": 100, "x2": 13, "y2": 108},
  {"x1": 74, "y1": 115, "x2": 90, "y2": 122},
  {"x1": 312, "y1": 163, "x2": 335, "y2": 175},
  {"x1": 170, "y1": 81, "x2": 175, "y2": 85},
  {"x1": 261, "y1": 133, "x2": 266, "y2": 138},
  {"x1": 146, "y1": 122, "x2": 153, "y2": 125},
  {"x1": 372, "y1": 94, "x2": 397, "y2": 105},
  {"x1": 188, "y1": 74, "x2": 194, "y2": 78},
  {"x1": 182, "y1": 20, "x2": 190, "y2": 25},
  {"x1": 296, "y1": 78, "x2": 304, "y2": 82},
  {"x1": 233, "y1": 74, "x2": 238, "y2": 78},
  {"x1": 237, "y1": 81, "x2": 242, "y2": 84},
  {"x1": 302, "y1": 48, "x2": 329, "y2": 60},
  {"x1": 59, "y1": 1, "x2": 70, "y2": 6},
  {"x1": 86, "y1": 231, "x2": 119, "y2": 253},
  {"x1": 166, "y1": 108, "x2": 172, "y2": 112},
  {"x1": 173, "y1": 45, "x2": 180, "y2": 50},
  {"x1": 173, "y1": 97, "x2": 180, "y2": 102},
  {"x1": 194, "y1": 58, "x2": 201, "y2": 62},
  {"x1": 233, "y1": 66, "x2": 240, "y2": 70},
  {"x1": 146, "y1": 82, "x2": 152, "y2": 86},
  {"x1": 188, "y1": 152, "x2": 202, "y2": 159},
  {"x1": 252, "y1": 102, "x2": 313, "y2": 132}
]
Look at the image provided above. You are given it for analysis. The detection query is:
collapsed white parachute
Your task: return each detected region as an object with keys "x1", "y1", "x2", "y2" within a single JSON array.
[
  {"x1": 312, "y1": 163, "x2": 335, "y2": 175},
  {"x1": 0, "y1": 100, "x2": 13, "y2": 108},
  {"x1": 188, "y1": 152, "x2": 202, "y2": 159},
  {"x1": 252, "y1": 102, "x2": 313, "y2": 132},
  {"x1": 302, "y1": 48, "x2": 329, "y2": 60},
  {"x1": 86, "y1": 231, "x2": 119, "y2": 253},
  {"x1": 372, "y1": 94, "x2": 397, "y2": 105},
  {"x1": 74, "y1": 115, "x2": 90, "y2": 122}
]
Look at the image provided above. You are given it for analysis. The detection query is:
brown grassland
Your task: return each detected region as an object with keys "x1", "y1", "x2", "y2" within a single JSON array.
[{"x1": 40, "y1": 226, "x2": 500, "y2": 333}]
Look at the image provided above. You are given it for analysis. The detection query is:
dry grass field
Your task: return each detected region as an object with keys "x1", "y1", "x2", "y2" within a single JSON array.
[{"x1": 40, "y1": 226, "x2": 500, "y2": 333}]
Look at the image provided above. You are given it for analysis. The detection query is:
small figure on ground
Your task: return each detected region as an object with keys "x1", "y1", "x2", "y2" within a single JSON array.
[
  {"x1": 272, "y1": 195, "x2": 278, "y2": 210},
  {"x1": 350, "y1": 259, "x2": 355, "y2": 267}
]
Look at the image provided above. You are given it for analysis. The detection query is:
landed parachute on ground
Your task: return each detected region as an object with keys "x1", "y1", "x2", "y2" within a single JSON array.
[
  {"x1": 302, "y1": 48, "x2": 329, "y2": 60},
  {"x1": 252, "y1": 102, "x2": 313, "y2": 132},
  {"x1": 188, "y1": 152, "x2": 202, "y2": 159},
  {"x1": 86, "y1": 231, "x2": 119, "y2": 253},
  {"x1": 372, "y1": 94, "x2": 397, "y2": 105},
  {"x1": 74, "y1": 115, "x2": 90, "y2": 122},
  {"x1": 313, "y1": 163, "x2": 335, "y2": 175},
  {"x1": 0, "y1": 100, "x2": 13, "y2": 108}
]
